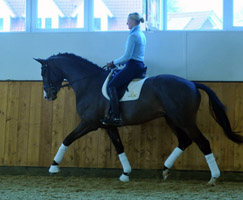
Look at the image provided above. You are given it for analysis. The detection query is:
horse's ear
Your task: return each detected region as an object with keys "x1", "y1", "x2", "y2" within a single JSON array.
[{"x1": 34, "y1": 58, "x2": 46, "y2": 65}]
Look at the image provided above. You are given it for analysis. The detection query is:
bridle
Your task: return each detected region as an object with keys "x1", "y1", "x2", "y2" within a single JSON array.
[{"x1": 42, "y1": 64, "x2": 63, "y2": 93}]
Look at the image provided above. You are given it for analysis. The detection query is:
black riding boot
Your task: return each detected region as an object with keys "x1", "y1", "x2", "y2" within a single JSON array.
[{"x1": 102, "y1": 87, "x2": 121, "y2": 126}]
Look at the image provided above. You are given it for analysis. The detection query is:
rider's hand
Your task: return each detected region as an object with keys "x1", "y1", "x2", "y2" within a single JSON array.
[{"x1": 107, "y1": 61, "x2": 114, "y2": 68}]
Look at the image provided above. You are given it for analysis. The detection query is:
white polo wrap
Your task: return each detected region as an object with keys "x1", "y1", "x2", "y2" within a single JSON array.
[
  {"x1": 164, "y1": 147, "x2": 183, "y2": 169},
  {"x1": 118, "y1": 152, "x2": 132, "y2": 174},
  {"x1": 205, "y1": 153, "x2": 220, "y2": 178},
  {"x1": 54, "y1": 143, "x2": 68, "y2": 164}
]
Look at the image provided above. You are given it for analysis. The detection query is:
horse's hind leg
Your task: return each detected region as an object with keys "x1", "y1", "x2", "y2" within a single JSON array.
[
  {"x1": 107, "y1": 127, "x2": 131, "y2": 182},
  {"x1": 163, "y1": 117, "x2": 192, "y2": 180},
  {"x1": 183, "y1": 125, "x2": 220, "y2": 185}
]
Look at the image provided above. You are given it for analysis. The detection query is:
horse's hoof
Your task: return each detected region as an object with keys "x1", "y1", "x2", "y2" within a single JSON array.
[
  {"x1": 207, "y1": 177, "x2": 217, "y2": 186},
  {"x1": 49, "y1": 165, "x2": 60, "y2": 174},
  {"x1": 119, "y1": 174, "x2": 130, "y2": 182},
  {"x1": 163, "y1": 169, "x2": 170, "y2": 180}
]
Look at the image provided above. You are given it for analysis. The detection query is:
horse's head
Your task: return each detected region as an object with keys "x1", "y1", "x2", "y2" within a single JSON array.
[{"x1": 34, "y1": 58, "x2": 64, "y2": 101}]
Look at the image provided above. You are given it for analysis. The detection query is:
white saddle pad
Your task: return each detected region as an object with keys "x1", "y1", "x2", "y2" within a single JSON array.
[{"x1": 102, "y1": 71, "x2": 148, "y2": 102}]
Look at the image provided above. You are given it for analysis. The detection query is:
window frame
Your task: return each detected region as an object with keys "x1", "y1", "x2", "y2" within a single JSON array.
[
  {"x1": 223, "y1": 0, "x2": 234, "y2": 30},
  {"x1": 1, "y1": 0, "x2": 243, "y2": 32}
]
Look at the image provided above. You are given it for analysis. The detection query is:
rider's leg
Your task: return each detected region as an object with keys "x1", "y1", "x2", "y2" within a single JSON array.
[
  {"x1": 108, "y1": 87, "x2": 120, "y2": 119},
  {"x1": 102, "y1": 86, "x2": 121, "y2": 126},
  {"x1": 102, "y1": 60, "x2": 145, "y2": 126}
]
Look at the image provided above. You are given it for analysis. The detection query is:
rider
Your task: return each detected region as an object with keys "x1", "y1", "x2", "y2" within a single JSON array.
[{"x1": 102, "y1": 12, "x2": 147, "y2": 126}]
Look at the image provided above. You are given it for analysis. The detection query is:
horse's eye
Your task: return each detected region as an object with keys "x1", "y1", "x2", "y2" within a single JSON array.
[{"x1": 41, "y1": 67, "x2": 47, "y2": 76}]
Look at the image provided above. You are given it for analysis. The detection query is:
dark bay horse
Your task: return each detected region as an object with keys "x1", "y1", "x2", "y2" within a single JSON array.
[{"x1": 35, "y1": 53, "x2": 243, "y2": 185}]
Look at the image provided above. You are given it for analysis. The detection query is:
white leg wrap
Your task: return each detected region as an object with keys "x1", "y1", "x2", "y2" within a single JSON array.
[
  {"x1": 205, "y1": 153, "x2": 220, "y2": 178},
  {"x1": 118, "y1": 152, "x2": 132, "y2": 174},
  {"x1": 164, "y1": 147, "x2": 183, "y2": 169},
  {"x1": 54, "y1": 144, "x2": 68, "y2": 164}
]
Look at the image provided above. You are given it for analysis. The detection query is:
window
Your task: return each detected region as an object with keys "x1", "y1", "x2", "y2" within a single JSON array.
[
  {"x1": 167, "y1": 0, "x2": 223, "y2": 30},
  {"x1": 233, "y1": 0, "x2": 243, "y2": 26},
  {"x1": 0, "y1": 0, "x2": 241, "y2": 32},
  {"x1": 36, "y1": 0, "x2": 84, "y2": 30},
  {"x1": 94, "y1": 18, "x2": 101, "y2": 31},
  {"x1": 147, "y1": 0, "x2": 161, "y2": 30},
  {"x1": 45, "y1": 18, "x2": 52, "y2": 29},
  {"x1": 93, "y1": 0, "x2": 146, "y2": 31},
  {"x1": 0, "y1": 0, "x2": 26, "y2": 32}
]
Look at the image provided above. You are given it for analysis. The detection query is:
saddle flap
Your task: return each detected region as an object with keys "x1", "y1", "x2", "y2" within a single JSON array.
[{"x1": 102, "y1": 71, "x2": 148, "y2": 102}]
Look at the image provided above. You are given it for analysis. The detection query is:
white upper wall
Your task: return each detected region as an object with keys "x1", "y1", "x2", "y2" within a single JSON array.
[{"x1": 0, "y1": 31, "x2": 243, "y2": 81}]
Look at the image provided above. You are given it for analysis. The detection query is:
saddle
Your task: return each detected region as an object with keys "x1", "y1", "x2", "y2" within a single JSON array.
[{"x1": 102, "y1": 67, "x2": 148, "y2": 102}]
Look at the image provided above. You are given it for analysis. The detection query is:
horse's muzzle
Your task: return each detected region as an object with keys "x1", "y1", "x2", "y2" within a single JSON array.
[{"x1": 43, "y1": 89, "x2": 57, "y2": 101}]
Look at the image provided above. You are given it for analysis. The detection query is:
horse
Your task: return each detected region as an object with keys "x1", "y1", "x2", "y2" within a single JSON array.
[{"x1": 34, "y1": 53, "x2": 243, "y2": 185}]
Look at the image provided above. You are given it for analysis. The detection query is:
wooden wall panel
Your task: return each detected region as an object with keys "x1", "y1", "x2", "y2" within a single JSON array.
[
  {"x1": 27, "y1": 82, "x2": 42, "y2": 166},
  {"x1": 62, "y1": 87, "x2": 77, "y2": 167},
  {"x1": 16, "y1": 82, "x2": 31, "y2": 166},
  {"x1": 0, "y1": 82, "x2": 8, "y2": 164},
  {"x1": 38, "y1": 93, "x2": 53, "y2": 167},
  {"x1": 0, "y1": 81, "x2": 242, "y2": 172},
  {"x1": 4, "y1": 82, "x2": 20, "y2": 166}
]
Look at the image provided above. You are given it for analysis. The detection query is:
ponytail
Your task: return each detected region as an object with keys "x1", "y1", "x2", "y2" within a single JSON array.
[{"x1": 129, "y1": 12, "x2": 144, "y2": 24}]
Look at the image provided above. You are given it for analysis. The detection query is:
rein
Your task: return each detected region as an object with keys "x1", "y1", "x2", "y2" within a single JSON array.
[
  {"x1": 43, "y1": 62, "x2": 109, "y2": 90},
  {"x1": 60, "y1": 65, "x2": 109, "y2": 89}
]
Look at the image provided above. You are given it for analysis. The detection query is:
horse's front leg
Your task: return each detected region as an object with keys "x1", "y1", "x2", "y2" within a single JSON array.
[
  {"x1": 49, "y1": 121, "x2": 95, "y2": 174},
  {"x1": 107, "y1": 127, "x2": 131, "y2": 182}
]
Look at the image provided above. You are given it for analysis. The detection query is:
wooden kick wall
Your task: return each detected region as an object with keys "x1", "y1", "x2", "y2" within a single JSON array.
[{"x1": 0, "y1": 81, "x2": 242, "y2": 171}]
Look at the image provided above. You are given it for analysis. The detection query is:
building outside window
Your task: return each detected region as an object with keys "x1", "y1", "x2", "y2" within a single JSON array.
[
  {"x1": 37, "y1": 0, "x2": 84, "y2": 29},
  {"x1": 0, "y1": 0, "x2": 26, "y2": 32},
  {"x1": 94, "y1": 0, "x2": 146, "y2": 31},
  {"x1": 167, "y1": 0, "x2": 223, "y2": 30}
]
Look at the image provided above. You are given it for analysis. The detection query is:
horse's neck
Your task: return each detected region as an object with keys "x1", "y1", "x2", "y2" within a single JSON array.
[
  {"x1": 68, "y1": 68, "x2": 108, "y2": 99},
  {"x1": 62, "y1": 62, "x2": 101, "y2": 83},
  {"x1": 56, "y1": 57, "x2": 106, "y2": 98}
]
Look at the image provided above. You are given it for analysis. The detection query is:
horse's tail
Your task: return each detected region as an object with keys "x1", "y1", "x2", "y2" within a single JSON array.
[{"x1": 194, "y1": 82, "x2": 243, "y2": 144}]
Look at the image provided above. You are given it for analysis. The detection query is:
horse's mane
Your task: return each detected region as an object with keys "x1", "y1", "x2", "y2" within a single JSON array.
[{"x1": 50, "y1": 53, "x2": 103, "y2": 71}]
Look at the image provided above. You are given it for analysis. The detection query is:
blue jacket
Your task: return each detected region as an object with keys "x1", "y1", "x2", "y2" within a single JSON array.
[{"x1": 114, "y1": 25, "x2": 146, "y2": 65}]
